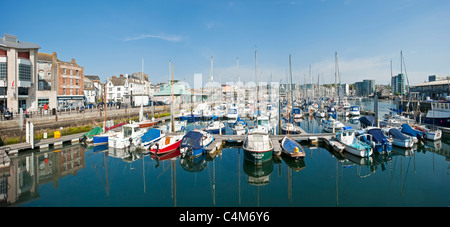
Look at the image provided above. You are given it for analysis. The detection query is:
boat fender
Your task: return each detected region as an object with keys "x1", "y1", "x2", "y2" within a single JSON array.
[
  {"x1": 371, "y1": 141, "x2": 376, "y2": 148},
  {"x1": 181, "y1": 126, "x2": 185, "y2": 132}
]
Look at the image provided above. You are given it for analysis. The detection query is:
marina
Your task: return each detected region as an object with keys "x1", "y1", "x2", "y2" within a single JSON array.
[{"x1": 1, "y1": 98, "x2": 449, "y2": 207}]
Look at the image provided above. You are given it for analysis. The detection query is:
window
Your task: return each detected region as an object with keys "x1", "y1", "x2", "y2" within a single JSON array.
[
  {"x1": 19, "y1": 64, "x2": 31, "y2": 81},
  {"x1": 76, "y1": 79, "x2": 79, "y2": 85},
  {"x1": 76, "y1": 70, "x2": 79, "y2": 76},
  {"x1": 0, "y1": 62, "x2": 6, "y2": 80},
  {"x1": 63, "y1": 68, "x2": 66, "y2": 74},
  {"x1": 70, "y1": 69, "x2": 73, "y2": 75},
  {"x1": 63, "y1": 88, "x2": 66, "y2": 95}
]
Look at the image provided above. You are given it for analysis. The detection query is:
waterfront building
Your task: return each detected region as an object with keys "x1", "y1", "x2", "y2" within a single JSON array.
[
  {"x1": 36, "y1": 53, "x2": 57, "y2": 111},
  {"x1": 354, "y1": 79, "x2": 375, "y2": 97},
  {"x1": 391, "y1": 73, "x2": 407, "y2": 95},
  {"x1": 0, "y1": 34, "x2": 40, "y2": 112},
  {"x1": 36, "y1": 52, "x2": 85, "y2": 110},
  {"x1": 83, "y1": 75, "x2": 102, "y2": 104},
  {"x1": 106, "y1": 73, "x2": 148, "y2": 104},
  {"x1": 410, "y1": 75, "x2": 450, "y2": 101}
]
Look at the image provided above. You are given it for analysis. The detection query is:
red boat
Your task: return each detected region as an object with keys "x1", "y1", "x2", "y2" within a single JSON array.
[
  {"x1": 149, "y1": 135, "x2": 184, "y2": 155},
  {"x1": 138, "y1": 119, "x2": 159, "y2": 128}
]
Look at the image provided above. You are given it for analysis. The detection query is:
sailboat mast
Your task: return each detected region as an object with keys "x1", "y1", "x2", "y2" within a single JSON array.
[
  {"x1": 335, "y1": 52, "x2": 338, "y2": 105},
  {"x1": 171, "y1": 61, "x2": 175, "y2": 133},
  {"x1": 255, "y1": 50, "x2": 258, "y2": 115}
]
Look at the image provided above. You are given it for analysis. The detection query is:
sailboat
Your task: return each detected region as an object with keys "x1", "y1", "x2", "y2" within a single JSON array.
[
  {"x1": 149, "y1": 134, "x2": 184, "y2": 155},
  {"x1": 281, "y1": 55, "x2": 306, "y2": 160}
]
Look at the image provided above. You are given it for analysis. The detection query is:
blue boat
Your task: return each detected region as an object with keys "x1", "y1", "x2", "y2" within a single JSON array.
[
  {"x1": 348, "y1": 106, "x2": 360, "y2": 116},
  {"x1": 281, "y1": 136, "x2": 305, "y2": 159},
  {"x1": 400, "y1": 124, "x2": 424, "y2": 142},
  {"x1": 359, "y1": 127, "x2": 392, "y2": 154},
  {"x1": 140, "y1": 128, "x2": 164, "y2": 148},
  {"x1": 384, "y1": 128, "x2": 414, "y2": 148},
  {"x1": 180, "y1": 130, "x2": 214, "y2": 157},
  {"x1": 359, "y1": 116, "x2": 375, "y2": 128}
]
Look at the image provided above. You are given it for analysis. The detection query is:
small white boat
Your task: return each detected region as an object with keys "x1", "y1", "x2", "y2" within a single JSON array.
[
  {"x1": 382, "y1": 127, "x2": 414, "y2": 148},
  {"x1": 414, "y1": 125, "x2": 442, "y2": 141},
  {"x1": 108, "y1": 124, "x2": 147, "y2": 149},
  {"x1": 281, "y1": 123, "x2": 302, "y2": 134},
  {"x1": 227, "y1": 108, "x2": 239, "y2": 119},
  {"x1": 322, "y1": 117, "x2": 345, "y2": 132},
  {"x1": 205, "y1": 121, "x2": 226, "y2": 134},
  {"x1": 335, "y1": 127, "x2": 373, "y2": 157},
  {"x1": 348, "y1": 106, "x2": 360, "y2": 116}
]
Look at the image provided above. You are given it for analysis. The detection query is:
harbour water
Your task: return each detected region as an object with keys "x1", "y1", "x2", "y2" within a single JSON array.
[{"x1": 2, "y1": 100, "x2": 449, "y2": 207}]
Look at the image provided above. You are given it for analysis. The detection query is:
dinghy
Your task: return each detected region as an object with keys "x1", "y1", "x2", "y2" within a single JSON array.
[{"x1": 281, "y1": 137, "x2": 305, "y2": 159}]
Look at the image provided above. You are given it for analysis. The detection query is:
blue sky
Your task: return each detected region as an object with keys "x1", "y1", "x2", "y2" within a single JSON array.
[{"x1": 3, "y1": 0, "x2": 450, "y2": 86}]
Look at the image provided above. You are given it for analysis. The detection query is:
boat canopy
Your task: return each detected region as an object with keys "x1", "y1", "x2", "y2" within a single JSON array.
[
  {"x1": 367, "y1": 128, "x2": 388, "y2": 143},
  {"x1": 141, "y1": 128, "x2": 162, "y2": 143},
  {"x1": 401, "y1": 124, "x2": 423, "y2": 139},
  {"x1": 360, "y1": 116, "x2": 375, "y2": 128},
  {"x1": 84, "y1": 126, "x2": 103, "y2": 139},
  {"x1": 389, "y1": 128, "x2": 409, "y2": 140},
  {"x1": 342, "y1": 126, "x2": 353, "y2": 130},
  {"x1": 181, "y1": 131, "x2": 204, "y2": 150}
]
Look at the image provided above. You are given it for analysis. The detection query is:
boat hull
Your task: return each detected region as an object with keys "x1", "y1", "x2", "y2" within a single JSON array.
[
  {"x1": 392, "y1": 138, "x2": 414, "y2": 148},
  {"x1": 93, "y1": 135, "x2": 108, "y2": 146},
  {"x1": 150, "y1": 139, "x2": 182, "y2": 155},
  {"x1": 243, "y1": 149, "x2": 273, "y2": 164},
  {"x1": 343, "y1": 144, "x2": 372, "y2": 158}
]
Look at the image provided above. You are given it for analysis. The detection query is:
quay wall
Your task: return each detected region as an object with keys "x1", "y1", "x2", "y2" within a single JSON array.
[{"x1": 0, "y1": 105, "x2": 170, "y2": 138}]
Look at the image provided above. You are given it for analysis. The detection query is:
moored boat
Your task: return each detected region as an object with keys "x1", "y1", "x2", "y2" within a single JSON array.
[
  {"x1": 150, "y1": 134, "x2": 184, "y2": 155},
  {"x1": 180, "y1": 130, "x2": 214, "y2": 157},
  {"x1": 205, "y1": 121, "x2": 226, "y2": 134},
  {"x1": 382, "y1": 127, "x2": 414, "y2": 148},
  {"x1": 281, "y1": 136, "x2": 305, "y2": 159},
  {"x1": 108, "y1": 123, "x2": 147, "y2": 149},
  {"x1": 335, "y1": 127, "x2": 373, "y2": 158},
  {"x1": 242, "y1": 132, "x2": 273, "y2": 164},
  {"x1": 140, "y1": 128, "x2": 164, "y2": 148},
  {"x1": 414, "y1": 125, "x2": 442, "y2": 141}
]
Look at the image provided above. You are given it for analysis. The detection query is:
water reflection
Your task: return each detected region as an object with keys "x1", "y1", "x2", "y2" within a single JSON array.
[{"x1": 1, "y1": 133, "x2": 449, "y2": 207}]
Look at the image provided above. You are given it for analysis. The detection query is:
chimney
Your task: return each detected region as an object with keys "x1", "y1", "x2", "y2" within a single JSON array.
[
  {"x1": 71, "y1": 58, "x2": 76, "y2": 64},
  {"x1": 120, "y1": 74, "x2": 123, "y2": 78}
]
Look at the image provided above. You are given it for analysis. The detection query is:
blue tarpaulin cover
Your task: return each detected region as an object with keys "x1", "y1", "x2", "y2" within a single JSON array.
[
  {"x1": 367, "y1": 128, "x2": 388, "y2": 143},
  {"x1": 141, "y1": 128, "x2": 162, "y2": 143},
  {"x1": 181, "y1": 131, "x2": 204, "y2": 150},
  {"x1": 401, "y1": 124, "x2": 423, "y2": 139},
  {"x1": 389, "y1": 128, "x2": 409, "y2": 140},
  {"x1": 360, "y1": 116, "x2": 375, "y2": 128}
]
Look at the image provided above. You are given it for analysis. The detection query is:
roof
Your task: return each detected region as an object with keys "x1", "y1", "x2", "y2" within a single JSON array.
[
  {"x1": 85, "y1": 75, "x2": 101, "y2": 81},
  {"x1": 38, "y1": 53, "x2": 53, "y2": 62},
  {"x1": 109, "y1": 76, "x2": 127, "y2": 86},
  {"x1": 412, "y1": 79, "x2": 450, "y2": 87},
  {"x1": 0, "y1": 34, "x2": 40, "y2": 49},
  {"x1": 153, "y1": 83, "x2": 191, "y2": 96}
]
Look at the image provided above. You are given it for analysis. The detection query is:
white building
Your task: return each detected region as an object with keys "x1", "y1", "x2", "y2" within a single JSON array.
[
  {"x1": 106, "y1": 74, "x2": 148, "y2": 103},
  {"x1": 0, "y1": 34, "x2": 40, "y2": 112}
]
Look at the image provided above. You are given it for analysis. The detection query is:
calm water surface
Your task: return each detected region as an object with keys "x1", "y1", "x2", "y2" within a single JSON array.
[{"x1": 3, "y1": 100, "x2": 449, "y2": 207}]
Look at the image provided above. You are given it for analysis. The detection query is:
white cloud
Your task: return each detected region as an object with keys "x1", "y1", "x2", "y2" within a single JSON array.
[{"x1": 124, "y1": 34, "x2": 182, "y2": 42}]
